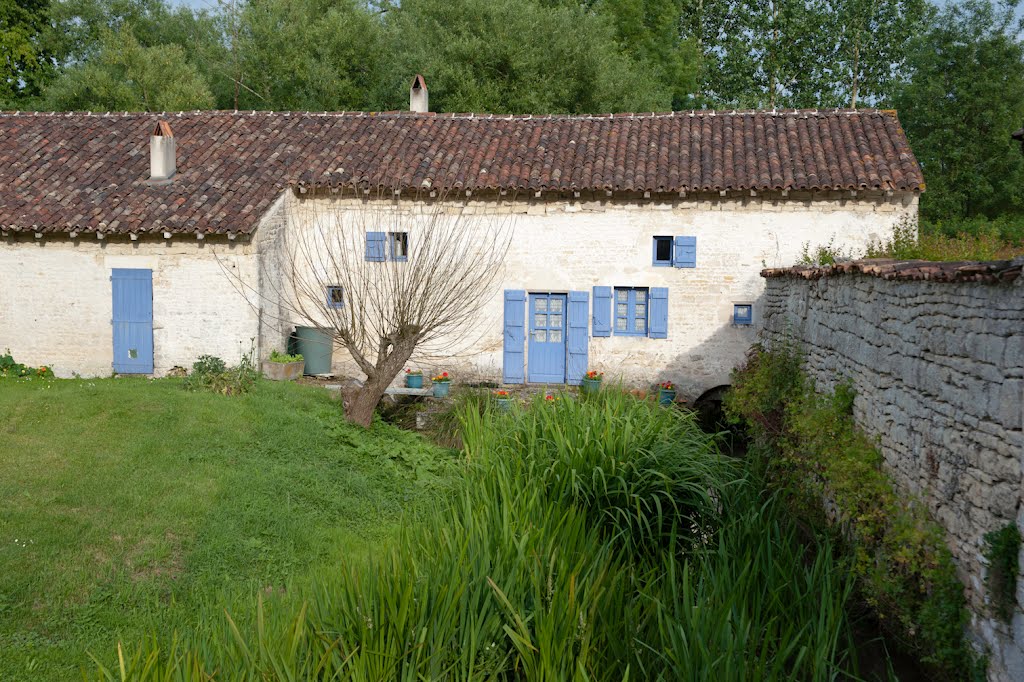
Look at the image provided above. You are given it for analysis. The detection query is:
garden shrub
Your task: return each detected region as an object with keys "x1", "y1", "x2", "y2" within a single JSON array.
[
  {"x1": 983, "y1": 523, "x2": 1022, "y2": 623},
  {"x1": 182, "y1": 349, "x2": 259, "y2": 396},
  {"x1": 725, "y1": 343, "x2": 974, "y2": 678},
  {"x1": 867, "y1": 217, "x2": 1024, "y2": 261},
  {"x1": 0, "y1": 349, "x2": 54, "y2": 378}
]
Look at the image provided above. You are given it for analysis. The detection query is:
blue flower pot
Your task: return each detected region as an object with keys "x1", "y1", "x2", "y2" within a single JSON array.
[
  {"x1": 495, "y1": 398, "x2": 512, "y2": 412},
  {"x1": 432, "y1": 381, "x2": 451, "y2": 398},
  {"x1": 581, "y1": 378, "x2": 602, "y2": 394},
  {"x1": 658, "y1": 389, "x2": 676, "y2": 406},
  {"x1": 406, "y1": 374, "x2": 423, "y2": 389}
]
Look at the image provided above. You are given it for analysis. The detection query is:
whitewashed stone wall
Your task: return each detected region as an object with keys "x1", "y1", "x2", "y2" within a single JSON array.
[
  {"x1": 0, "y1": 236, "x2": 259, "y2": 377},
  {"x1": 268, "y1": 190, "x2": 917, "y2": 398},
  {"x1": 760, "y1": 267, "x2": 1024, "y2": 681}
]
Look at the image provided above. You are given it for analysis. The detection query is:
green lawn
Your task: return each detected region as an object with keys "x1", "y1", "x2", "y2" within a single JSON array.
[{"x1": 0, "y1": 378, "x2": 455, "y2": 680}]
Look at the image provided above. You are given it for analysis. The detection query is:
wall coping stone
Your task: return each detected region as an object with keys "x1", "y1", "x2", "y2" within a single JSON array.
[{"x1": 762, "y1": 257, "x2": 1023, "y2": 284}]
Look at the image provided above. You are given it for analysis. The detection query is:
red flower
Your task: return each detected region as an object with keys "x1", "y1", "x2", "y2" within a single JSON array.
[{"x1": 442, "y1": 372, "x2": 448, "y2": 377}]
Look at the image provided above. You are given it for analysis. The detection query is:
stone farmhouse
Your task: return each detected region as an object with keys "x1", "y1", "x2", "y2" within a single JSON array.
[{"x1": 0, "y1": 87, "x2": 925, "y2": 400}]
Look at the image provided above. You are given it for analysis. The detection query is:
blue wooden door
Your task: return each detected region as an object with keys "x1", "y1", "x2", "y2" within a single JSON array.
[
  {"x1": 527, "y1": 293, "x2": 567, "y2": 383},
  {"x1": 111, "y1": 268, "x2": 154, "y2": 374}
]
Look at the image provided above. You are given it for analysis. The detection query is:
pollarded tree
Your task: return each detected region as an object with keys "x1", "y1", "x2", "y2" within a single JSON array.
[{"x1": 261, "y1": 192, "x2": 513, "y2": 427}]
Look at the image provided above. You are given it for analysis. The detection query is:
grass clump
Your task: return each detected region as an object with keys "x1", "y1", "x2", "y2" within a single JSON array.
[
  {"x1": 92, "y1": 390, "x2": 860, "y2": 681},
  {"x1": 0, "y1": 377, "x2": 455, "y2": 679},
  {"x1": 725, "y1": 342, "x2": 975, "y2": 678}
]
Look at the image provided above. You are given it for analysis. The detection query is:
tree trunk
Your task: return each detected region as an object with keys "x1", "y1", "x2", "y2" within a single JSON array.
[
  {"x1": 345, "y1": 377, "x2": 393, "y2": 427},
  {"x1": 341, "y1": 337, "x2": 418, "y2": 427}
]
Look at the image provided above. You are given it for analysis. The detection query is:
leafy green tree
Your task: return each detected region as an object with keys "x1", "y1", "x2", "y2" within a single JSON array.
[
  {"x1": 680, "y1": 0, "x2": 926, "y2": 109},
  {"x1": 227, "y1": 0, "x2": 385, "y2": 111},
  {"x1": 47, "y1": 0, "x2": 221, "y2": 63},
  {"x1": 543, "y1": 0, "x2": 700, "y2": 108},
  {"x1": 381, "y1": 0, "x2": 672, "y2": 113},
  {"x1": 42, "y1": 26, "x2": 215, "y2": 111},
  {"x1": 893, "y1": 0, "x2": 1024, "y2": 223},
  {"x1": 0, "y1": 0, "x2": 54, "y2": 104},
  {"x1": 818, "y1": 0, "x2": 927, "y2": 107}
]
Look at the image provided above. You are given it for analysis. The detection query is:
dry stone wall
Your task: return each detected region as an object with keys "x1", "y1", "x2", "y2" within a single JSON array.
[{"x1": 759, "y1": 258, "x2": 1024, "y2": 681}]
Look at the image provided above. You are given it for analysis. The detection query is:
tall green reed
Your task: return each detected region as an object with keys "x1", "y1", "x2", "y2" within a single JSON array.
[{"x1": 87, "y1": 389, "x2": 856, "y2": 681}]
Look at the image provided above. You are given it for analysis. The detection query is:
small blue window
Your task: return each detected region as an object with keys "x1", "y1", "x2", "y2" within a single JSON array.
[
  {"x1": 652, "y1": 236, "x2": 673, "y2": 266},
  {"x1": 326, "y1": 286, "x2": 344, "y2": 308},
  {"x1": 614, "y1": 287, "x2": 649, "y2": 336},
  {"x1": 733, "y1": 304, "x2": 752, "y2": 325},
  {"x1": 389, "y1": 232, "x2": 409, "y2": 261}
]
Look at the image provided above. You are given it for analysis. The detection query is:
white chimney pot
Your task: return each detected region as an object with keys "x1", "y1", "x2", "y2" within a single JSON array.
[
  {"x1": 410, "y1": 74, "x2": 428, "y2": 113},
  {"x1": 150, "y1": 120, "x2": 176, "y2": 181}
]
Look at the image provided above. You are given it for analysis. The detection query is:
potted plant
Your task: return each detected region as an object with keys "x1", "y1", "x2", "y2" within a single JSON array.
[
  {"x1": 582, "y1": 370, "x2": 603, "y2": 394},
  {"x1": 493, "y1": 389, "x2": 512, "y2": 411},
  {"x1": 405, "y1": 368, "x2": 424, "y2": 389},
  {"x1": 431, "y1": 371, "x2": 451, "y2": 397},
  {"x1": 657, "y1": 380, "x2": 676, "y2": 406},
  {"x1": 262, "y1": 350, "x2": 304, "y2": 381}
]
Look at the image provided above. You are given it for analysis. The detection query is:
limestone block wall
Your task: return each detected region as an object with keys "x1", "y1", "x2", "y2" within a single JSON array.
[
  {"x1": 272, "y1": 189, "x2": 916, "y2": 398},
  {"x1": 0, "y1": 235, "x2": 259, "y2": 377},
  {"x1": 759, "y1": 260, "x2": 1024, "y2": 681}
]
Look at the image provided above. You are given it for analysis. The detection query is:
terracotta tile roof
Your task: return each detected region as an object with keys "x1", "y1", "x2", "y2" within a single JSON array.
[
  {"x1": 0, "y1": 109, "x2": 924, "y2": 236},
  {"x1": 762, "y1": 258, "x2": 1022, "y2": 284}
]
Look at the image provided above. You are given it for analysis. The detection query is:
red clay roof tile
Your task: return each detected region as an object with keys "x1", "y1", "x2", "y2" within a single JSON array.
[{"x1": 0, "y1": 109, "x2": 924, "y2": 236}]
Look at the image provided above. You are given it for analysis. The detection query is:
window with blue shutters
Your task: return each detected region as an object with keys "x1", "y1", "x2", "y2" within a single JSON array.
[
  {"x1": 592, "y1": 286, "x2": 612, "y2": 337},
  {"x1": 613, "y1": 287, "x2": 649, "y2": 336},
  {"x1": 733, "y1": 303, "x2": 753, "y2": 325},
  {"x1": 326, "y1": 286, "x2": 344, "y2": 308},
  {"x1": 389, "y1": 232, "x2": 409, "y2": 261},
  {"x1": 365, "y1": 231, "x2": 386, "y2": 261},
  {"x1": 649, "y1": 288, "x2": 668, "y2": 338},
  {"x1": 673, "y1": 236, "x2": 696, "y2": 268},
  {"x1": 652, "y1": 236, "x2": 673, "y2": 266}
]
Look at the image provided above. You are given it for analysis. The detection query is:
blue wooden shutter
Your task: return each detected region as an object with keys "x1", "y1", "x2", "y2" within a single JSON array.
[
  {"x1": 365, "y1": 231, "x2": 386, "y2": 262},
  {"x1": 649, "y1": 287, "x2": 668, "y2": 339},
  {"x1": 567, "y1": 291, "x2": 589, "y2": 385},
  {"x1": 673, "y1": 236, "x2": 696, "y2": 268},
  {"x1": 502, "y1": 290, "x2": 526, "y2": 384},
  {"x1": 111, "y1": 268, "x2": 154, "y2": 373},
  {"x1": 592, "y1": 286, "x2": 612, "y2": 337}
]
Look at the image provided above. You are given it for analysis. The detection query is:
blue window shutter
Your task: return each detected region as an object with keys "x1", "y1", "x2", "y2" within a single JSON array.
[
  {"x1": 592, "y1": 286, "x2": 612, "y2": 337},
  {"x1": 365, "y1": 232, "x2": 386, "y2": 262},
  {"x1": 502, "y1": 290, "x2": 526, "y2": 384},
  {"x1": 567, "y1": 291, "x2": 589, "y2": 385},
  {"x1": 649, "y1": 287, "x2": 668, "y2": 339},
  {"x1": 673, "y1": 236, "x2": 696, "y2": 268}
]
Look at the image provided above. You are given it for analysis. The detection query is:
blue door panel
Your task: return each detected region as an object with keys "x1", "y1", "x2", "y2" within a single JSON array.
[
  {"x1": 111, "y1": 268, "x2": 154, "y2": 374},
  {"x1": 527, "y1": 293, "x2": 567, "y2": 383}
]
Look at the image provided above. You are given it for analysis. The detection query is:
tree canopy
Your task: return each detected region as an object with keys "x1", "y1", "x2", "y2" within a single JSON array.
[{"x1": 893, "y1": 0, "x2": 1024, "y2": 224}]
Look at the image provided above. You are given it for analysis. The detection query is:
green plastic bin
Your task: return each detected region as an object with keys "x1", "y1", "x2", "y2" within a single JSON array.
[{"x1": 292, "y1": 326, "x2": 333, "y2": 375}]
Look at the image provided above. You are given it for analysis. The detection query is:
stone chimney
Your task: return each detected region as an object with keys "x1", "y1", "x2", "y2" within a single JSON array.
[
  {"x1": 410, "y1": 74, "x2": 428, "y2": 113},
  {"x1": 150, "y1": 120, "x2": 176, "y2": 182}
]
